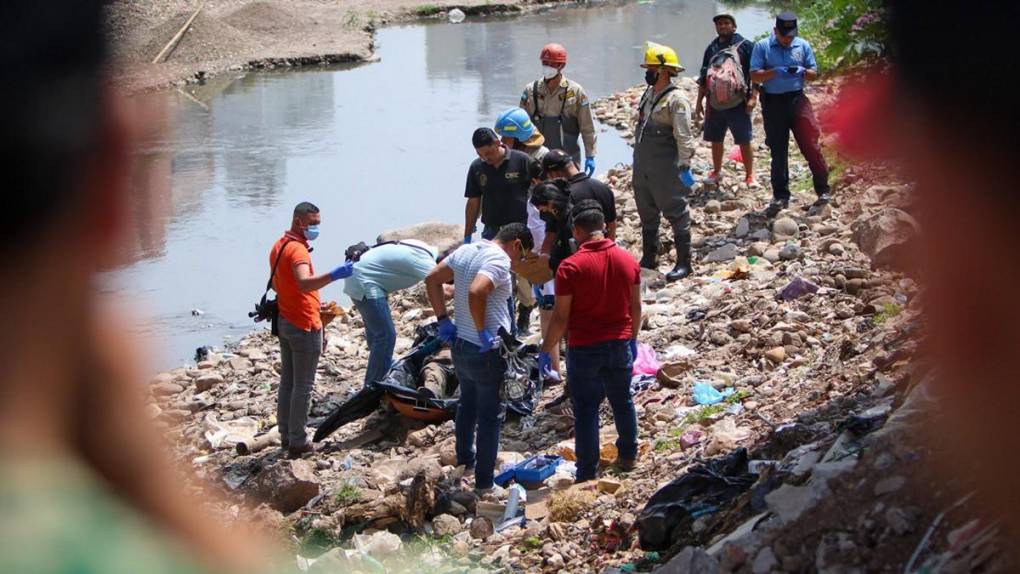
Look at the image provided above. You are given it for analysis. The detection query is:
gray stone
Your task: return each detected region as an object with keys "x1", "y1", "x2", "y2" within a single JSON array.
[
  {"x1": 653, "y1": 546, "x2": 720, "y2": 574},
  {"x1": 752, "y1": 546, "x2": 778, "y2": 574},
  {"x1": 734, "y1": 217, "x2": 751, "y2": 237},
  {"x1": 704, "y1": 243, "x2": 739, "y2": 263},
  {"x1": 779, "y1": 243, "x2": 803, "y2": 261},
  {"x1": 884, "y1": 506, "x2": 919, "y2": 535},
  {"x1": 750, "y1": 228, "x2": 772, "y2": 241},
  {"x1": 763, "y1": 248, "x2": 781, "y2": 263},
  {"x1": 765, "y1": 482, "x2": 828, "y2": 523},
  {"x1": 704, "y1": 200, "x2": 722, "y2": 214},
  {"x1": 773, "y1": 217, "x2": 799, "y2": 238},
  {"x1": 874, "y1": 475, "x2": 906, "y2": 496},
  {"x1": 828, "y1": 242, "x2": 846, "y2": 256}
]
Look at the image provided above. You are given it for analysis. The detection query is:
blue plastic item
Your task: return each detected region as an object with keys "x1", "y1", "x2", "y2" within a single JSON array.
[
  {"x1": 692, "y1": 382, "x2": 734, "y2": 406},
  {"x1": 494, "y1": 454, "x2": 563, "y2": 486}
]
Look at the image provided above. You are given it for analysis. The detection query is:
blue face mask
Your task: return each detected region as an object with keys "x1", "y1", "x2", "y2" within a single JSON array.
[{"x1": 303, "y1": 225, "x2": 320, "y2": 241}]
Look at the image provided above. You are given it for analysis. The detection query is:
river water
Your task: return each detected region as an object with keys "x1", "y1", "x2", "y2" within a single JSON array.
[{"x1": 108, "y1": 0, "x2": 774, "y2": 370}]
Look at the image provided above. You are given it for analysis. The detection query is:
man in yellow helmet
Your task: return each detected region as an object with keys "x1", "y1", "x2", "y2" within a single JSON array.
[{"x1": 633, "y1": 42, "x2": 697, "y2": 282}]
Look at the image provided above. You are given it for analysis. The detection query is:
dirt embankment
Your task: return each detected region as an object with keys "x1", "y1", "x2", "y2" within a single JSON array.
[{"x1": 106, "y1": 0, "x2": 568, "y2": 93}]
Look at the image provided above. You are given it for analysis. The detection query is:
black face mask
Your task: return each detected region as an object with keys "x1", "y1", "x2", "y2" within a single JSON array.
[{"x1": 644, "y1": 69, "x2": 658, "y2": 85}]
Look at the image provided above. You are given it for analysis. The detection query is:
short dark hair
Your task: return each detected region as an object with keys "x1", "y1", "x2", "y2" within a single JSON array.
[
  {"x1": 570, "y1": 199, "x2": 605, "y2": 234},
  {"x1": 293, "y1": 202, "x2": 320, "y2": 218},
  {"x1": 4, "y1": 1, "x2": 108, "y2": 244},
  {"x1": 472, "y1": 127, "x2": 499, "y2": 148},
  {"x1": 495, "y1": 222, "x2": 534, "y2": 252},
  {"x1": 529, "y1": 179, "x2": 571, "y2": 214}
]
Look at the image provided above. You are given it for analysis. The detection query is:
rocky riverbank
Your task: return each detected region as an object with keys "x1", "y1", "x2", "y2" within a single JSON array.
[
  {"x1": 107, "y1": 0, "x2": 569, "y2": 93},
  {"x1": 144, "y1": 78, "x2": 1012, "y2": 572}
]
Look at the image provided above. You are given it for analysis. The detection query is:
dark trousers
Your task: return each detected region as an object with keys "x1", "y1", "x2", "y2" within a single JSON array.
[
  {"x1": 567, "y1": 339, "x2": 637, "y2": 481},
  {"x1": 760, "y1": 91, "x2": 830, "y2": 200},
  {"x1": 277, "y1": 316, "x2": 322, "y2": 447},
  {"x1": 451, "y1": 338, "x2": 506, "y2": 489}
]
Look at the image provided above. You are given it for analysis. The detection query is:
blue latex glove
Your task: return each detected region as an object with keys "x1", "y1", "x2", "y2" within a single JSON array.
[
  {"x1": 789, "y1": 65, "x2": 806, "y2": 78},
  {"x1": 584, "y1": 156, "x2": 596, "y2": 176},
  {"x1": 437, "y1": 318, "x2": 458, "y2": 342},
  {"x1": 464, "y1": 235, "x2": 472, "y2": 244},
  {"x1": 679, "y1": 167, "x2": 695, "y2": 188},
  {"x1": 538, "y1": 351, "x2": 561, "y2": 382},
  {"x1": 329, "y1": 261, "x2": 354, "y2": 281},
  {"x1": 477, "y1": 329, "x2": 498, "y2": 352}
]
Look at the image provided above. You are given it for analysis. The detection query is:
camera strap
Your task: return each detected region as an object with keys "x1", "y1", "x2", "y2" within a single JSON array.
[{"x1": 264, "y1": 239, "x2": 294, "y2": 297}]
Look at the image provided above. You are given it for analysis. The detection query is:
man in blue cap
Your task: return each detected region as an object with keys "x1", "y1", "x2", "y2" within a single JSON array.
[{"x1": 750, "y1": 11, "x2": 831, "y2": 217}]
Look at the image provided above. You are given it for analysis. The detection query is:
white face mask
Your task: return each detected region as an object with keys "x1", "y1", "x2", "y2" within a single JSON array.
[{"x1": 542, "y1": 65, "x2": 560, "y2": 80}]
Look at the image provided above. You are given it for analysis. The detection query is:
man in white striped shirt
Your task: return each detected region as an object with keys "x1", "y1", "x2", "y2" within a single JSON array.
[{"x1": 424, "y1": 223, "x2": 534, "y2": 492}]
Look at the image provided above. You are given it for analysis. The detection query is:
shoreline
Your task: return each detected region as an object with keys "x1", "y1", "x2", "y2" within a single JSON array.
[
  {"x1": 108, "y1": 0, "x2": 575, "y2": 94},
  {"x1": 136, "y1": 71, "x2": 978, "y2": 573}
]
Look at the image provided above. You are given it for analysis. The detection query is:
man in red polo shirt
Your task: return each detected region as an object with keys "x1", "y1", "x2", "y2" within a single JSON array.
[{"x1": 540, "y1": 199, "x2": 642, "y2": 482}]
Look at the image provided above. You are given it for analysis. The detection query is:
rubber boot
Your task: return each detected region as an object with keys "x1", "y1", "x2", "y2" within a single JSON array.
[
  {"x1": 639, "y1": 229, "x2": 659, "y2": 270},
  {"x1": 666, "y1": 231, "x2": 693, "y2": 282},
  {"x1": 516, "y1": 303, "x2": 535, "y2": 336}
]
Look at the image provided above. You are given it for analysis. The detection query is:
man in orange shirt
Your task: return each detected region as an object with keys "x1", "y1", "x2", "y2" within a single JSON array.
[{"x1": 270, "y1": 202, "x2": 353, "y2": 458}]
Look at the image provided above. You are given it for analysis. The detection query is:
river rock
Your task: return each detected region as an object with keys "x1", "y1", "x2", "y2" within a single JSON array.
[
  {"x1": 432, "y1": 513, "x2": 463, "y2": 536},
  {"x1": 852, "y1": 207, "x2": 920, "y2": 269},
  {"x1": 378, "y1": 221, "x2": 462, "y2": 254},
  {"x1": 196, "y1": 373, "x2": 224, "y2": 392},
  {"x1": 151, "y1": 382, "x2": 184, "y2": 397},
  {"x1": 779, "y1": 243, "x2": 803, "y2": 261},
  {"x1": 704, "y1": 200, "x2": 722, "y2": 214},
  {"x1": 705, "y1": 243, "x2": 739, "y2": 263},
  {"x1": 772, "y1": 217, "x2": 799, "y2": 238},
  {"x1": 763, "y1": 248, "x2": 781, "y2": 263},
  {"x1": 653, "y1": 546, "x2": 720, "y2": 574},
  {"x1": 764, "y1": 347, "x2": 786, "y2": 364},
  {"x1": 253, "y1": 459, "x2": 320, "y2": 513},
  {"x1": 470, "y1": 516, "x2": 494, "y2": 540}
]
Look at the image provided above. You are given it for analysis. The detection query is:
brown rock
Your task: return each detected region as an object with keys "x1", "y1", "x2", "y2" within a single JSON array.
[
  {"x1": 469, "y1": 516, "x2": 494, "y2": 540},
  {"x1": 253, "y1": 459, "x2": 321, "y2": 513},
  {"x1": 195, "y1": 373, "x2": 224, "y2": 392},
  {"x1": 764, "y1": 347, "x2": 786, "y2": 364}
]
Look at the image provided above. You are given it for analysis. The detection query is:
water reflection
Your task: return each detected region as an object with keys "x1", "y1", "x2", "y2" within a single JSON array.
[{"x1": 113, "y1": 0, "x2": 774, "y2": 369}]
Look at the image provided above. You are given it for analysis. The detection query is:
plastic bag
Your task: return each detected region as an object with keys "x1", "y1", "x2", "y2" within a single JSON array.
[
  {"x1": 499, "y1": 339, "x2": 533, "y2": 402},
  {"x1": 691, "y1": 382, "x2": 734, "y2": 405},
  {"x1": 632, "y1": 342, "x2": 661, "y2": 376}
]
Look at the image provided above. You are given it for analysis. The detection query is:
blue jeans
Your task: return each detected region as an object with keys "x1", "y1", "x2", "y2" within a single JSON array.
[
  {"x1": 567, "y1": 339, "x2": 637, "y2": 481},
  {"x1": 451, "y1": 338, "x2": 506, "y2": 489},
  {"x1": 354, "y1": 296, "x2": 396, "y2": 385}
]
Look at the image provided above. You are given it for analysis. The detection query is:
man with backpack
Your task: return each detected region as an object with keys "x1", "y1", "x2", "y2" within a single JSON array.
[
  {"x1": 750, "y1": 11, "x2": 831, "y2": 217},
  {"x1": 695, "y1": 13, "x2": 758, "y2": 187},
  {"x1": 342, "y1": 240, "x2": 438, "y2": 386}
]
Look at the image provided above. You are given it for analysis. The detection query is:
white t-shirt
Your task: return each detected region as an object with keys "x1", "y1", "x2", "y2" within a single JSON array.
[{"x1": 446, "y1": 241, "x2": 512, "y2": 345}]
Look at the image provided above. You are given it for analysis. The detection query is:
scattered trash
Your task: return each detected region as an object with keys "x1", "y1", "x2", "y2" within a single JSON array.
[
  {"x1": 692, "y1": 382, "x2": 734, "y2": 405},
  {"x1": 637, "y1": 449, "x2": 756, "y2": 550},
  {"x1": 447, "y1": 8, "x2": 465, "y2": 23},
  {"x1": 494, "y1": 454, "x2": 562, "y2": 487},
  {"x1": 680, "y1": 428, "x2": 704, "y2": 449},
  {"x1": 662, "y1": 344, "x2": 698, "y2": 360},
  {"x1": 497, "y1": 484, "x2": 527, "y2": 531},
  {"x1": 778, "y1": 276, "x2": 820, "y2": 301},
  {"x1": 705, "y1": 418, "x2": 752, "y2": 456},
  {"x1": 191, "y1": 308, "x2": 204, "y2": 316},
  {"x1": 353, "y1": 530, "x2": 402, "y2": 558},
  {"x1": 632, "y1": 342, "x2": 662, "y2": 376}
]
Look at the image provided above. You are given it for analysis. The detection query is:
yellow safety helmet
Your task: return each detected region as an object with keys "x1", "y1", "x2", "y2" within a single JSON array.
[{"x1": 641, "y1": 41, "x2": 684, "y2": 72}]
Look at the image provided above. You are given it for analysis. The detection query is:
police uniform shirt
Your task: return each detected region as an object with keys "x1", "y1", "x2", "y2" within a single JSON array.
[{"x1": 464, "y1": 147, "x2": 540, "y2": 228}]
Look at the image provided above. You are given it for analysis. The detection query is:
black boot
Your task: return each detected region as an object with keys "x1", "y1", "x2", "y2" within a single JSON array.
[
  {"x1": 639, "y1": 229, "x2": 659, "y2": 270},
  {"x1": 516, "y1": 304, "x2": 534, "y2": 336},
  {"x1": 666, "y1": 232, "x2": 693, "y2": 282}
]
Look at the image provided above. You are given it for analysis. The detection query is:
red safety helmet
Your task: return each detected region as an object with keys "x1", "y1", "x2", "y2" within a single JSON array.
[{"x1": 540, "y1": 43, "x2": 568, "y2": 66}]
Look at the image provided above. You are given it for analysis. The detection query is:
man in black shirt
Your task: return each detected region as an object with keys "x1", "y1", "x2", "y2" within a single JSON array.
[
  {"x1": 540, "y1": 150, "x2": 617, "y2": 242},
  {"x1": 464, "y1": 128, "x2": 539, "y2": 243},
  {"x1": 694, "y1": 13, "x2": 758, "y2": 186}
]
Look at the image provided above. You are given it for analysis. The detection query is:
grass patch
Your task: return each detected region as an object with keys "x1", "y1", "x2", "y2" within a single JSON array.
[
  {"x1": 873, "y1": 302, "x2": 903, "y2": 325},
  {"x1": 653, "y1": 390, "x2": 750, "y2": 452},
  {"x1": 333, "y1": 481, "x2": 362, "y2": 506},
  {"x1": 518, "y1": 535, "x2": 543, "y2": 553},
  {"x1": 413, "y1": 4, "x2": 442, "y2": 16}
]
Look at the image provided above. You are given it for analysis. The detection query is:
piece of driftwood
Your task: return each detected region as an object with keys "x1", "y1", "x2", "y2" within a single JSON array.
[{"x1": 152, "y1": 3, "x2": 204, "y2": 64}]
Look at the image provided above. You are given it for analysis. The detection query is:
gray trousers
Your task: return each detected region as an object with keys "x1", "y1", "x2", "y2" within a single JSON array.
[
  {"x1": 277, "y1": 315, "x2": 322, "y2": 447},
  {"x1": 633, "y1": 123, "x2": 692, "y2": 235}
]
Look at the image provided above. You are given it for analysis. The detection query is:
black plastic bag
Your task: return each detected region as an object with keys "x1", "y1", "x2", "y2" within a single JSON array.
[{"x1": 636, "y1": 448, "x2": 756, "y2": 550}]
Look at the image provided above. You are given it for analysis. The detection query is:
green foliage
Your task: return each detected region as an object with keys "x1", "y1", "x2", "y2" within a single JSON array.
[
  {"x1": 333, "y1": 481, "x2": 362, "y2": 506},
  {"x1": 653, "y1": 390, "x2": 750, "y2": 452},
  {"x1": 413, "y1": 4, "x2": 442, "y2": 17},
  {"x1": 780, "y1": 0, "x2": 887, "y2": 71},
  {"x1": 873, "y1": 302, "x2": 903, "y2": 325}
]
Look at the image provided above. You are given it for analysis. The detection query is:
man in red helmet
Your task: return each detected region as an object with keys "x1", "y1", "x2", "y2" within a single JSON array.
[{"x1": 520, "y1": 43, "x2": 598, "y2": 176}]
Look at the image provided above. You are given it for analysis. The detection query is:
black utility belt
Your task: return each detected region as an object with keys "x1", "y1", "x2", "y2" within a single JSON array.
[{"x1": 761, "y1": 90, "x2": 804, "y2": 98}]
